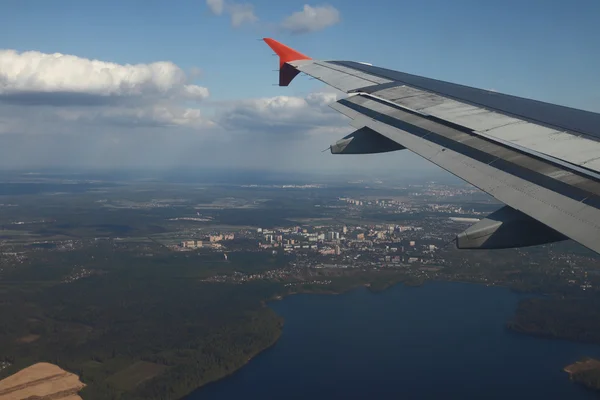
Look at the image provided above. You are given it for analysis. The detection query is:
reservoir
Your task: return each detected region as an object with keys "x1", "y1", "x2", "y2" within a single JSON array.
[{"x1": 189, "y1": 281, "x2": 600, "y2": 399}]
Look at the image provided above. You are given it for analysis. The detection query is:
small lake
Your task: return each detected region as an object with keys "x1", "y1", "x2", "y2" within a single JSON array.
[{"x1": 189, "y1": 281, "x2": 600, "y2": 399}]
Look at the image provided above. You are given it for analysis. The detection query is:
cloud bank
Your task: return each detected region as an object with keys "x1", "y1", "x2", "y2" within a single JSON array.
[
  {"x1": 0, "y1": 44, "x2": 431, "y2": 174},
  {"x1": 0, "y1": 86, "x2": 372, "y2": 172},
  {"x1": 0, "y1": 49, "x2": 210, "y2": 130},
  {"x1": 214, "y1": 92, "x2": 346, "y2": 137},
  {"x1": 0, "y1": 52, "x2": 365, "y2": 171},
  {"x1": 0, "y1": 46, "x2": 344, "y2": 136}
]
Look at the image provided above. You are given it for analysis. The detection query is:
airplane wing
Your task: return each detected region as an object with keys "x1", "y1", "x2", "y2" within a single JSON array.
[{"x1": 263, "y1": 38, "x2": 600, "y2": 254}]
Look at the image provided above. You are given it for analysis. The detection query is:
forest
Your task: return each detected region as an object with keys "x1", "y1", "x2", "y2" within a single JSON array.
[
  {"x1": 508, "y1": 295, "x2": 600, "y2": 345},
  {"x1": 0, "y1": 250, "x2": 285, "y2": 399}
]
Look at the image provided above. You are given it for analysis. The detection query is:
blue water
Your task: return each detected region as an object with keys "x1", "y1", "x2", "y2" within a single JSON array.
[{"x1": 188, "y1": 282, "x2": 600, "y2": 399}]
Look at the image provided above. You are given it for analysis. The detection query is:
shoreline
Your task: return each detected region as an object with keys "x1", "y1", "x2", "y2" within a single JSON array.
[
  {"x1": 184, "y1": 278, "x2": 497, "y2": 397},
  {"x1": 183, "y1": 281, "x2": 401, "y2": 398},
  {"x1": 182, "y1": 278, "x2": 589, "y2": 398},
  {"x1": 180, "y1": 325, "x2": 283, "y2": 400},
  {"x1": 184, "y1": 278, "x2": 423, "y2": 398}
]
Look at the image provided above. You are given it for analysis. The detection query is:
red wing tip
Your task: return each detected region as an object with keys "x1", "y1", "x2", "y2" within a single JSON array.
[
  {"x1": 262, "y1": 38, "x2": 311, "y2": 66},
  {"x1": 262, "y1": 38, "x2": 283, "y2": 46}
]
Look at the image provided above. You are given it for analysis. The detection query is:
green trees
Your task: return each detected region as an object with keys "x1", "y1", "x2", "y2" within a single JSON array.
[
  {"x1": 508, "y1": 296, "x2": 600, "y2": 344},
  {"x1": 0, "y1": 258, "x2": 283, "y2": 399}
]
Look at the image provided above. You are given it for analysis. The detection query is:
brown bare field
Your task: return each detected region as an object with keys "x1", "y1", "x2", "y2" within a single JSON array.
[
  {"x1": 106, "y1": 361, "x2": 167, "y2": 391},
  {"x1": 0, "y1": 362, "x2": 85, "y2": 400},
  {"x1": 15, "y1": 334, "x2": 40, "y2": 344}
]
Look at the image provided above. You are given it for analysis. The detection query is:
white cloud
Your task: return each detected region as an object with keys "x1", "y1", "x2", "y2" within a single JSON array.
[
  {"x1": 206, "y1": 0, "x2": 257, "y2": 27},
  {"x1": 305, "y1": 91, "x2": 338, "y2": 107},
  {"x1": 206, "y1": 2, "x2": 339, "y2": 33},
  {"x1": 213, "y1": 91, "x2": 348, "y2": 137},
  {"x1": 0, "y1": 50, "x2": 208, "y2": 101},
  {"x1": 0, "y1": 55, "x2": 345, "y2": 138},
  {"x1": 228, "y1": 3, "x2": 258, "y2": 27},
  {"x1": 0, "y1": 48, "x2": 212, "y2": 133},
  {"x1": 181, "y1": 85, "x2": 210, "y2": 99},
  {"x1": 206, "y1": 0, "x2": 224, "y2": 15},
  {"x1": 0, "y1": 41, "x2": 436, "y2": 174},
  {"x1": 281, "y1": 4, "x2": 340, "y2": 34},
  {"x1": 0, "y1": 102, "x2": 213, "y2": 136},
  {"x1": 55, "y1": 105, "x2": 213, "y2": 128},
  {"x1": 0, "y1": 83, "x2": 437, "y2": 175}
]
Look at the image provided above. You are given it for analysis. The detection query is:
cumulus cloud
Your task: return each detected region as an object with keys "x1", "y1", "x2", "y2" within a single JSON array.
[
  {"x1": 281, "y1": 4, "x2": 340, "y2": 34},
  {"x1": 0, "y1": 48, "x2": 211, "y2": 131},
  {"x1": 206, "y1": 0, "x2": 257, "y2": 27},
  {"x1": 0, "y1": 49, "x2": 208, "y2": 103},
  {"x1": 228, "y1": 3, "x2": 258, "y2": 27},
  {"x1": 213, "y1": 91, "x2": 348, "y2": 138}
]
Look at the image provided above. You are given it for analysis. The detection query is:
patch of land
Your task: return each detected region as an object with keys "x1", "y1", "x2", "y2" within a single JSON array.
[
  {"x1": 564, "y1": 358, "x2": 600, "y2": 391},
  {"x1": 565, "y1": 358, "x2": 600, "y2": 374},
  {"x1": 0, "y1": 362, "x2": 85, "y2": 400},
  {"x1": 106, "y1": 361, "x2": 167, "y2": 391},
  {"x1": 15, "y1": 334, "x2": 40, "y2": 344}
]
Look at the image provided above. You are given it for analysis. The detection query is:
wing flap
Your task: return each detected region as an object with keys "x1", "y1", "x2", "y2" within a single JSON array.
[
  {"x1": 456, "y1": 205, "x2": 567, "y2": 249},
  {"x1": 330, "y1": 126, "x2": 405, "y2": 155}
]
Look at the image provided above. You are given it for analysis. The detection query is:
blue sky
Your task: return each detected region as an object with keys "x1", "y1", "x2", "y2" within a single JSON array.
[{"x1": 0, "y1": 0, "x2": 599, "y2": 171}]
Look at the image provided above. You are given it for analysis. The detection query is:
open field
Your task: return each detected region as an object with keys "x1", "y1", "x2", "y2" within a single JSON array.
[
  {"x1": 106, "y1": 361, "x2": 167, "y2": 391},
  {"x1": 0, "y1": 362, "x2": 84, "y2": 400}
]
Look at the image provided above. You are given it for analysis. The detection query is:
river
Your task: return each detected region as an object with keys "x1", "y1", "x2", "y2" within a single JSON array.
[{"x1": 188, "y1": 281, "x2": 600, "y2": 399}]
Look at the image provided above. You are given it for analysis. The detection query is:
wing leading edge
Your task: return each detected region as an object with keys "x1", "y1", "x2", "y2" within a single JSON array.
[{"x1": 263, "y1": 38, "x2": 600, "y2": 255}]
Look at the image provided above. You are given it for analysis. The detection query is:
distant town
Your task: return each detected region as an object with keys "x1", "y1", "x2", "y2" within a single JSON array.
[{"x1": 2, "y1": 182, "x2": 598, "y2": 293}]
